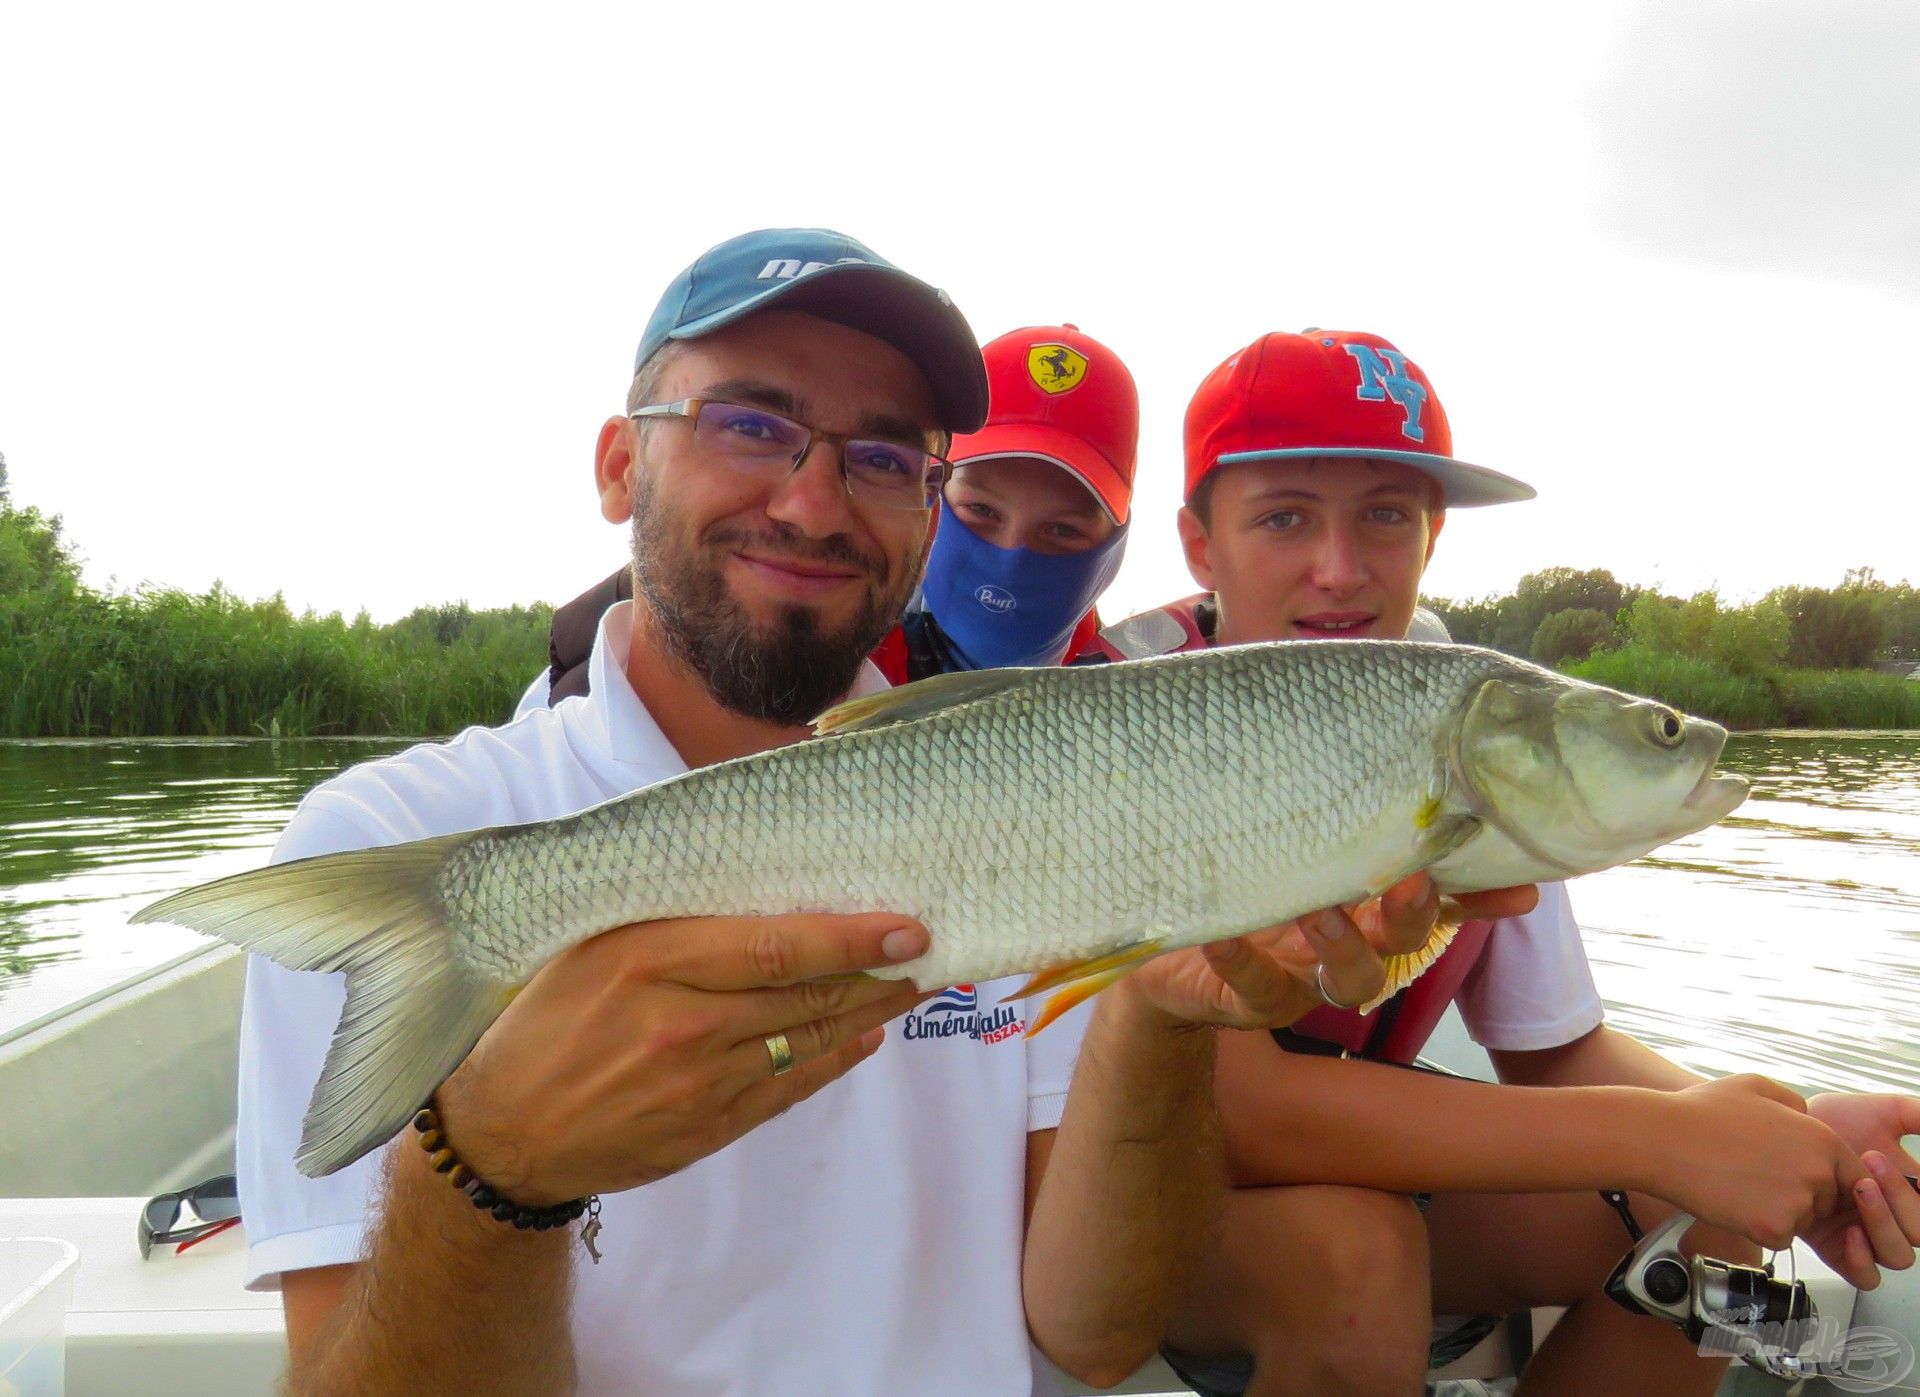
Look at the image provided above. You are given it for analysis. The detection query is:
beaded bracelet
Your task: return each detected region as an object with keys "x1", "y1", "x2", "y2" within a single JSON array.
[{"x1": 412, "y1": 1107, "x2": 603, "y2": 1263}]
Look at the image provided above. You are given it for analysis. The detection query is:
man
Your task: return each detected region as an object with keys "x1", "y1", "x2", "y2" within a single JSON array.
[
  {"x1": 1114, "y1": 330, "x2": 1920, "y2": 1396},
  {"x1": 525, "y1": 322, "x2": 1137, "y2": 703},
  {"x1": 236, "y1": 237, "x2": 1508, "y2": 1395}
]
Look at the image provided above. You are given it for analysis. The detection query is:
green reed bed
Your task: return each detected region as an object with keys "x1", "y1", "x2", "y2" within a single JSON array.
[
  {"x1": 0, "y1": 585, "x2": 549, "y2": 739},
  {"x1": 1566, "y1": 647, "x2": 1920, "y2": 731}
]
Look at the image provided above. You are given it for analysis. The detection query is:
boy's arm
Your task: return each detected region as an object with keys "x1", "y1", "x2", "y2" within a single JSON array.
[
  {"x1": 1216, "y1": 1025, "x2": 1661, "y2": 1194},
  {"x1": 1490, "y1": 1021, "x2": 1703, "y2": 1091},
  {"x1": 1216, "y1": 1025, "x2": 1865, "y2": 1255}
]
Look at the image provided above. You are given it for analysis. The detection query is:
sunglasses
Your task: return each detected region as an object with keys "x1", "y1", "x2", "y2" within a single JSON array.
[{"x1": 138, "y1": 1174, "x2": 241, "y2": 1259}]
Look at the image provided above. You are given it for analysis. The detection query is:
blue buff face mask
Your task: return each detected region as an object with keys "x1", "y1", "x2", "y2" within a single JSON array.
[{"x1": 918, "y1": 500, "x2": 1128, "y2": 669}]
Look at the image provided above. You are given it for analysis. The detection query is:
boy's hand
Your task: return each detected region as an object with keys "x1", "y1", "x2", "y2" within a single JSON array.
[{"x1": 1641, "y1": 1075, "x2": 1863, "y2": 1253}]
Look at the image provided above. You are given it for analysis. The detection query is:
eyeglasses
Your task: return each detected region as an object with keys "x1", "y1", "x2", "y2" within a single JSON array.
[
  {"x1": 138, "y1": 1174, "x2": 241, "y2": 1259},
  {"x1": 629, "y1": 398, "x2": 950, "y2": 511}
]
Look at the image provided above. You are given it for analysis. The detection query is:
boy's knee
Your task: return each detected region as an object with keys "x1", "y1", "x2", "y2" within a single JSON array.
[{"x1": 1292, "y1": 1185, "x2": 1429, "y2": 1298}]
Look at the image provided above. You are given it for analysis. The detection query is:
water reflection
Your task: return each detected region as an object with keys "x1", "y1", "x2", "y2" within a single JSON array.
[
  {"x1": 1574, "y1": 731, "x2": 1920, "y2": 1098},
  {"x1": 0, "y1": 739, "x2": 407, "y2": 1034}
]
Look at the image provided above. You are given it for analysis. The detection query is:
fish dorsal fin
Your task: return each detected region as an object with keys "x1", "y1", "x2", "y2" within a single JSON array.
[{"x1": 812, "y1": 668, "x2": 1037, "y2": 736}]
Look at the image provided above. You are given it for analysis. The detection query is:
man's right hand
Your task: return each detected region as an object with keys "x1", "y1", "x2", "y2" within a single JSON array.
[
  {"x1": 1639, "y1": 1074, "x2": 1867, "y2": 1255},
  {"x1": 433, "y1": 912, "x2": 931, "y2": 1204}
]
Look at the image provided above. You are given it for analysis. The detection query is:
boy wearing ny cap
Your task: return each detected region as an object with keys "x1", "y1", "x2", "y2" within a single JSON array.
[
  {"x1": 236, "y1": 238, "x2": 1462, "y2": 1396},
  {"x1": 1127, "y1": 332, "x2": 1920, "y2": 1396},
  {"x1": 876, "y1": 324, "x2": 1136, "y2": 680}
]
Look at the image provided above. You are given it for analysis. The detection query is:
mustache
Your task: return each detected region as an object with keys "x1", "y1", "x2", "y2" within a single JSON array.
[{"x1": 703, "y1": 522, "x2": 885, "y2": 578}]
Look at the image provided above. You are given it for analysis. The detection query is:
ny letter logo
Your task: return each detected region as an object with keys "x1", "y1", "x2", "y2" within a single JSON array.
[{"x1": 1343, "y1": 344, "x2": 1428, "y2": 442}]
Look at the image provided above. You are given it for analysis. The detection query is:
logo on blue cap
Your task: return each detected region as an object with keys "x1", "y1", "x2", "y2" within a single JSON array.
[{"x1": 631, "y1": 228, "x2": 988, "y2": 434}]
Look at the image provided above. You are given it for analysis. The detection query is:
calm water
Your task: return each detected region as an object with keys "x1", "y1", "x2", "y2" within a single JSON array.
[{"x1": 1, "y1": 734, "x2": 1917, "y2": 1095}]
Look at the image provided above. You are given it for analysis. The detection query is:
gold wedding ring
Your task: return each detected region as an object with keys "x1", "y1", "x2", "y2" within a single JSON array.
[{"x1": 765, "y1": 1032, "x2": 795, "y2": 1077}]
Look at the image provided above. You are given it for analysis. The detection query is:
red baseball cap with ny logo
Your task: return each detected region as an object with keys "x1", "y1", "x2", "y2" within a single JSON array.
[
  {"x1": 1182, "y1": 330, "x2": 1534, "y2": 508},
  {"x1": 949, "y1": 325, "x2": 1139, "y2": 525}
]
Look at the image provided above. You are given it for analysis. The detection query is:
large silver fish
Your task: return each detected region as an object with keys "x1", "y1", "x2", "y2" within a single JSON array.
[{"x1": 134, "y1": 641, "x2": 1748, "y2": 1176}]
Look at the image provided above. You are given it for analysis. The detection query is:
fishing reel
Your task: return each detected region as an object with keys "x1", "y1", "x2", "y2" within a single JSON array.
[{"x1": 1602, "y1": 1197, "x2": 1832, "y2": 1381}]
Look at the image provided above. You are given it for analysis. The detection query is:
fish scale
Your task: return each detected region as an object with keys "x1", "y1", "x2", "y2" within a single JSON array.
[
  {"x1": 132, "y1": 639, "x2": 1748, "y2": 1176},
  {"x1": 442, "y1": 643, "x2": 1479, "y2": 989}
]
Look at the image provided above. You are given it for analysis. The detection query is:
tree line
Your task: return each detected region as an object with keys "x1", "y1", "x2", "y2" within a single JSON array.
[
  {"x1": 5, "y1": 465, "x2": 1917, "y2": 737},
  {"x1": 1425, "y1": 567, "x2": 1920, "y2": 729}
]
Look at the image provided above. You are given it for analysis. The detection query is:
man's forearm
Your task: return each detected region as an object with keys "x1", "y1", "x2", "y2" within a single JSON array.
[
  {"x1": 290, "y1": 1142, "x2": 575, "y2": 1395},
  {"x1": 1023, "y1": 985, "x2": 1222, "y2": 1386}
]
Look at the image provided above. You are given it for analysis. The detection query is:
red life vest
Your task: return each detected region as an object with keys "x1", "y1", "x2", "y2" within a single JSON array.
[
  {"x1": 1091, "y1": 595, "x2": 1492, "y2": 1065},
  {"x1": 872, "y1": 609, "x2": 1103, "y2": 686}
]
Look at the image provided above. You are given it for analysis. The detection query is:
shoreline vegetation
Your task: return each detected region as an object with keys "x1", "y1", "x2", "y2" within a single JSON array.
[
  {"x1": 5, "y1": 469, "x2": 1918, "y2": 737},
  {"x1": 2, "y1": 465, "x2": 548, "y2": 739},
  {"x1": 1427, "y1": 567, "x2": 1920, "y2": 732}
]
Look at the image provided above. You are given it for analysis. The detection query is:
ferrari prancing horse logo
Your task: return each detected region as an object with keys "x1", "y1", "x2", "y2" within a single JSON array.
[{"x1": 1027, "y1": 344, "x2": 1087, "y2": 395}]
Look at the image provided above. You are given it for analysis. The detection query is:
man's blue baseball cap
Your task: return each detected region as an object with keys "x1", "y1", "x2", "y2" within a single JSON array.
[{"x1": 634, "y1": 228, "x2": 989, "y2": 435}]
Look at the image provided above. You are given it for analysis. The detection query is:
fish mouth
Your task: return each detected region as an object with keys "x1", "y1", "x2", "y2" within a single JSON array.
[{"x1": 1682, "y1": 767, "x2": 1750, "y2": 819}]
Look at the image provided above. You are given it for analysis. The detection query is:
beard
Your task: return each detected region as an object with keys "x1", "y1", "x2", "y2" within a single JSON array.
[{"x1": 630, "y1": 472, "x2": 922, "y2": 725}]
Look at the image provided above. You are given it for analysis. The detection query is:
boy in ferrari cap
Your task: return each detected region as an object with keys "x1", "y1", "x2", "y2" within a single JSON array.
[
  {"x1": 1111, "y1": 331, "x2": 1920, "y2": 1396},
  {"x1": 872, "y1": 323, "x2": 1135, "y2": 681}
]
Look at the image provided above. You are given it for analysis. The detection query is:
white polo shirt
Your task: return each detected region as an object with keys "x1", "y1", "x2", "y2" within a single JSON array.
[{"x1": 236, "y1": 602, "x2": 1087, "y2": 1397}]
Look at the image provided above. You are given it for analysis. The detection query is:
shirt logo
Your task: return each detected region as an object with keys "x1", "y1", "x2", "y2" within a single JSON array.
[
  {"x1": 1027, "y1": 343, "x2": 1088, "y2": 396},
  {"x1": 903, "y1": 983, "x2": 1025, "y2": 1045},
  {"x1": 756, "y1": 256, "x2": 869, "y2": 281},
  {"x1": 1343, "y1": 343, "x2": 1428, "y2": 442},
  {"x1": 975, "y1": 584, "x2": 1017, "y2": 613}
]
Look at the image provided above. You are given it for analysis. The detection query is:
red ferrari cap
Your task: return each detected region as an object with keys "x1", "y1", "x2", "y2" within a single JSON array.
[
  {"x1": 949, "y1": 325, "x2": 1139, "y2": 525},
  {"x1": 1182, "y1": 330, "x2": 1534, "y2": 508}
]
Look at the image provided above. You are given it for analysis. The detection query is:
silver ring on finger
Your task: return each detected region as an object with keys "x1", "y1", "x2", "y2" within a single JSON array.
[
  {"x1": 764, "y1": 1032, "x2": 795, "y2": 1077},
  {"x1": 1315, "y1": 963, "x2": 1359, "y2": 1010}
]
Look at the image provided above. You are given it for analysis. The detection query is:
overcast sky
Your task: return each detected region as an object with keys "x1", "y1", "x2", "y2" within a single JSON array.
[{"x1": 2, "y1": 0, "x2": 1915, "y2": 624}]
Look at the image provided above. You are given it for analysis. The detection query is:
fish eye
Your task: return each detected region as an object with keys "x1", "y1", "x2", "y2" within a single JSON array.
[{"x1": 1647, "y1": 706, "x2": 1685, "y2": 748}]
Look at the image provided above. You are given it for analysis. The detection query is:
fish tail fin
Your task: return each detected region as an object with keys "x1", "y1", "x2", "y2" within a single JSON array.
[{"x1": 132, "y1": 835, "x2": 514, "y2": 1177}]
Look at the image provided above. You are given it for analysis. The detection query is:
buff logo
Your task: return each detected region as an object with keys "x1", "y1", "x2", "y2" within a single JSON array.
[
  {"x1": 756, "y1": 256, "x2": 869, "y2": 281},
  {"x1": 903, "y1": 984, "x2": 1025, "y2": 1045},
  {"x1": 1344, "y1": 344, "x2": 1428, "y2": 442},
  {"x1": 975, "y1": 585, "x2": 1017, "y2": 614}
]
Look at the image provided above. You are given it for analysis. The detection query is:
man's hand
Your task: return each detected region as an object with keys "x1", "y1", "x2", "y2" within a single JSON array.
[
  {"x1": 1121, "y1": 874, "x2": 1539, "y2": 1031},
  {"x1": 433, "y1": 912, "x2": 931, "y2": 1204},
  {"x1": 1802, "y1": 1092, "x2": 1920, "y2": 1286}
]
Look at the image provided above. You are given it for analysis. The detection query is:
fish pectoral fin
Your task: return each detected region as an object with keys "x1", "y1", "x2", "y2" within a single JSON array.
[
  {"x1": 811, "y1": 668, "x2": 1036, "y2": 736},
  {"x1": 1417, "y1": 812, "x2": 1483, "y2": 866},
  {"x1": 1008, "y1": 937, "x2": 1167, "y2": 1002},
  {"x1": 1027, "y1": 961, "x2": 1149, "y2": 1036},
  {"x1": 1356, "y1": 920, "x2": 1461, "y2": 1015}
]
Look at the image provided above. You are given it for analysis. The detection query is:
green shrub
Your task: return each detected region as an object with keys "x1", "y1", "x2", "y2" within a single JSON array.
[{"x1": 1532, "y1": 608, "x2": 1617, "y2": 666}]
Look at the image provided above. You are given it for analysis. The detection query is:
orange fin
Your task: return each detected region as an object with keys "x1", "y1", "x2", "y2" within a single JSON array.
[
  {"x1": 1357, "y1": 920, "x2": 1460, "y2": 1015},
  {"x1": 1008, "y1": 938, "x2": 1165, "y2": 1002},
  {"x1": 1027, "y1": 962, "x2": 1142, "y2": 1036}
]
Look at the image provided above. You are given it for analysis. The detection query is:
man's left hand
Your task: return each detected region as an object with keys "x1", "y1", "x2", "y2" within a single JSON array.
[{"x1": 1119, "y1": 874, "x2": 1538, "y2": 1031}]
